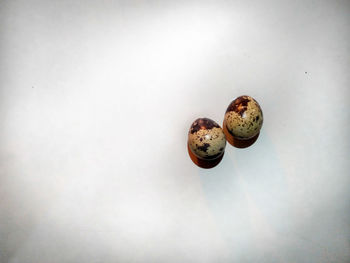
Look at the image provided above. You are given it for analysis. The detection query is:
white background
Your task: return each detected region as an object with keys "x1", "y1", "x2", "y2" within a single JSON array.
[{"x1": 1, "y1": 0, "x2": 349, "y2": 262}]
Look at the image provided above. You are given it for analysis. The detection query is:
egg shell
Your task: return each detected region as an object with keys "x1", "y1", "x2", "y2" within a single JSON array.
[
  {"x1": 224, "y1": 95, "x2": 263, "y2": 140},
  {"x1": 188, "y1": 118, "x2": 226, "y2": 160}
]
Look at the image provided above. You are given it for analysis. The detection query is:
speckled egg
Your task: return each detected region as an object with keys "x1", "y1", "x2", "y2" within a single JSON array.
[
  {"x1": 188, "y1": 118, "x2": 226, "y2": 160},
  {"x1": 224, "y1": 95, "x2": 263, "y2": 140}
]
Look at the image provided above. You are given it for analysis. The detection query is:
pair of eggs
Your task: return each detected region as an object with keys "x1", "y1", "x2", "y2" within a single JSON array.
[{"x1": 188, "y1": 95, "x2": 263, "y2": 161}]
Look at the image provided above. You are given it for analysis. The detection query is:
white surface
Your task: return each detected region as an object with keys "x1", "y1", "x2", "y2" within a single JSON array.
[{"x1": 1, "y1": 0, "x2": 350, "y2": 262}]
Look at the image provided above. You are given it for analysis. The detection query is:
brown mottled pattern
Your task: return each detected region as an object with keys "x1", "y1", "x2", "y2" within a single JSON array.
[
  {"x1": 188, "y1": 118, "x2": 226, "y2": 160},
  {"x1": 226, "y1": 95, "x2": 251, "y2": 116},
  {"x1": 224, "y1": 96, "x2": 263, "y2": 139},
  {"x1": 190, "y1": 118, "x2": 220, "y2": 134}
]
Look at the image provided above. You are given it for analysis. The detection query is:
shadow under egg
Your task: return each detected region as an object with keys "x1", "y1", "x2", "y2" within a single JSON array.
[{"x1": 187, "y1": 143, "x2": 224, "y2": 169}]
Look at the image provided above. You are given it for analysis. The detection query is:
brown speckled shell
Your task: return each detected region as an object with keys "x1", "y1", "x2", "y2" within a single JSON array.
[
  {"x1": 188, "y1": 118, "x2": 226, "y2": 160},
  {"x1": 225, "y1": 95, "x2": 263, "y2": 140}
]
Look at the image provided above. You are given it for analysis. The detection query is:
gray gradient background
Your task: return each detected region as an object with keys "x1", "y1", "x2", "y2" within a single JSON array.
[{"x1": 1, "y1": 0, "x2": 350, "y2": 262}]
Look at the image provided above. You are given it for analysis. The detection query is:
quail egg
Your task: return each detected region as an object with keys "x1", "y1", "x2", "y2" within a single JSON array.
[
  {"x1": 188, "y1": 118, "x2": 226, "y2": 160},
  {"x1": 224, "y1": 95, "x2": 263, "y2": 140}
]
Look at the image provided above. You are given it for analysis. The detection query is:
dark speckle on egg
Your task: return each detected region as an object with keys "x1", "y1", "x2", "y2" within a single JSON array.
[{"x1": 197, "y1": 143, "x2": 210, "y2": 152}]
